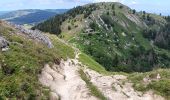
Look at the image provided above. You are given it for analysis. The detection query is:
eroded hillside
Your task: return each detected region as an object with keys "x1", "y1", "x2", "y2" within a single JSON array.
[{"x1": 0, "y1": 20, "x2": 74, "y2": 99}]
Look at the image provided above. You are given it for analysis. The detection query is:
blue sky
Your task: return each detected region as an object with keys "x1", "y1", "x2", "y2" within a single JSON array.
[{"x1": 0, "y1": 0, "x2": 169, "y2": 15}]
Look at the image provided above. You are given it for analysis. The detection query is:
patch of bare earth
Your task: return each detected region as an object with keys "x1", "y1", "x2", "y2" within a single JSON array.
[{"x1": 39, "y1": 56, "x2": 97, "y2": 100}]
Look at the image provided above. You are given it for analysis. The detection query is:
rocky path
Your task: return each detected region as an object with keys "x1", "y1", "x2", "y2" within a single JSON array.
[
  {"x1": 39, "y1": 52, "x2": 97, "y2": 100},
  {"x1": 85, "y1": 69, "x2": 164, "y2": 100},
  {"x1": 39, "y1": 51, "x2": 164, "y2": 100}
]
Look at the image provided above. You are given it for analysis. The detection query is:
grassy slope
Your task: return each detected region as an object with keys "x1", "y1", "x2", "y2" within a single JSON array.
[
  {"x1": 78, "y1": 53, "x2": 127, "y2": 76},
  {"x1": 33, "y1": 2, "x2": 170, "y2": 72},
  {"x1": 79, "y1": 53, "x2": 107, "y2": 74},
  {"x1": 129, "y1": 69, "x2": 170, "y2": 99},
  {"x1": 0, "y1": 24, "x2": 75, "y2": 99},
  {"x1": 73, "y1": 6, "x2": 170, "y2": 72}
]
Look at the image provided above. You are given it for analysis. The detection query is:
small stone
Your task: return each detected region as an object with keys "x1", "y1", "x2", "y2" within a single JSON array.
[
  {"x1": 50, "y1": 92, "x2": 60, "y2": 100},
  {"x1": 157, "y1": 73, "x2": 161, "y2": 80},
  {"x1": 2, "y1": 47, "x2": 9, "y2": 52}
]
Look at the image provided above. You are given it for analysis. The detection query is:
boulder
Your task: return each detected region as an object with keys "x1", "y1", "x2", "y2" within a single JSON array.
[{"x1": 0, "y1": 36, "x2": 9, "y2": 51}]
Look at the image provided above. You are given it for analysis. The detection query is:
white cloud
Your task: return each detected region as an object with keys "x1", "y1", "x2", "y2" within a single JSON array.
[
  {"x1": 93, "y1": 0, "x2": 122, "y2": 2},
  {"x1": 132, "y1": 1, "x2": 137, "y2": 4},
  {"x1": 125, "y1": 0, "x2": 138, "y2": 5}
]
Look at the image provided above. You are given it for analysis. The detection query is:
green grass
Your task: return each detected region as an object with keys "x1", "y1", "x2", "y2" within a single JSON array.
[
  {"x1": 78, "y1": 53, "x2": 127, "y2": 75},
  {"x1": 133, "y1": 31, "x2": 151, "y2": 50},
  {"x1": 78, "y1": 53, "x2": 108, "y2": 74},
  {"x1": 129, "y1": 69, "x2": 170, "y2": 99},
  {"x1": 148, "y1": 79, "x2": 170, "y2": 98},
  {"x1": 149, "y1": 14, "x2": 166, "y2": 25},
  {"x1": 59, "y1": 32, "x2": 75, "y2": 41},
  {"x1": 71, "y1": 11, "x2": 157, "y2": 72},
  {"x1": 0, "y1": 25, "x2": 75, "y2": 99},
  {"x1": 78, "y1": 69, "x2": 107, "y2": 100},
  {"x1": 47, "y1": 34, "x2": 75, "y2": 60}
]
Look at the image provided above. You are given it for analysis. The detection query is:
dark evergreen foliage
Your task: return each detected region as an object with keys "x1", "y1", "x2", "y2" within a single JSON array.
[
  {"x1": 132, "y1": 9, "x2": 136, "y2": 14},
  {"x1": 33, "y1": 5, "x2": 98, "y2": 35},
  {"x1": 143, "y1": 15, "x2": 170, "y2": 50}
]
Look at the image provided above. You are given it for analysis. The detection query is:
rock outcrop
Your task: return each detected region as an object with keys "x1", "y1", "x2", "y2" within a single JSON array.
[
  {"x1": 0, "y1": 36, "x2": 9, "y2": 51},
  {"x1": 6, "y1": 22, "x2": 53, "y2": 48}
]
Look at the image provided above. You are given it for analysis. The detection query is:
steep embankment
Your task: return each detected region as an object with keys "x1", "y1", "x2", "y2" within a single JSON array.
[
  {"x1": 0, "y1": 21, "x2": 74, "y2": 99},
  {"x1": 33, "y1": 2, "x2": 170, "y2": 72}
]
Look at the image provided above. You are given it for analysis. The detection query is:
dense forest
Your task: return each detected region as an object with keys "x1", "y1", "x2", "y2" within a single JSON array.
[
  {"x1": 143, "y1": 16, "x2": 170, "y2": 50},
  {"x1": 32, "y1": 4, "x2": 98, "y2": 34}
]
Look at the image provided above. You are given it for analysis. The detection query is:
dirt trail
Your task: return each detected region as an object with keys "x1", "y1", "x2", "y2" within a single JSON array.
[
  {"x1": 84, "y1": 69, "x2": 164, "y2": 100},
  {"x1": 39, "y1": 51, "x2": 164, "y2": 100},
  {"x1": 39, "y1": 52, "x2": 97, "y2": 100}
]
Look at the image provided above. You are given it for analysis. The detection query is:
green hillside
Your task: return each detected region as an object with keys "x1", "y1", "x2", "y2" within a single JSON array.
[
  {"x1": 33, "y1": 2, "x2": 170, "y2": 72},
  {"x1": 0, "y1": 21, "x2": 74, "y2": 99}
]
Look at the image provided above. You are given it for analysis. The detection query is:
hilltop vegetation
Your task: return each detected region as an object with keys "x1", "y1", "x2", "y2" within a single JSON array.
[{"x1": 34, "y1": 2, "x2": 170, "y2": 73}]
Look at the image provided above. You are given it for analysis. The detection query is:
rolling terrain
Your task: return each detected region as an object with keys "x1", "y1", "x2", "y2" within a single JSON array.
[
  {"x1": 34, "y1": 2, "x2": 170, "y2": 73},
  {"x1": 0, "y1": 2, "x2": 170, "y2": 100},
  {"x1": 0, "y1": 20, "x2": 74, "y2": 99},
  {"x1": 0, "y1": 20, "x2": 168, "y2": 99},
  {"x1": 0, "y1": 9, "x2": 68, "y2": 25}
]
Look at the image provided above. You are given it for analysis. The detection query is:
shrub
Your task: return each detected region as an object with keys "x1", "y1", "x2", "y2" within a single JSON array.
[
  {"x1": 68, "y1": 26, "x2": 71, "y2": 30},
  {"x1": 119, "y1": 5, "x2": 123, "y2": 9},
  {"x1": 148, "y1": 79, "x2": 170, "y2": 97}
]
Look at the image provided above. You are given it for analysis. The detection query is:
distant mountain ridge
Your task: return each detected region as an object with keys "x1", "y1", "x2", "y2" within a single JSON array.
[
  {"x1": 0, "y1": 11, "x2": 9, "y2": 16},
  {"x1": 0, "y1": 9, "x2": 68, "y2": 24}
]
